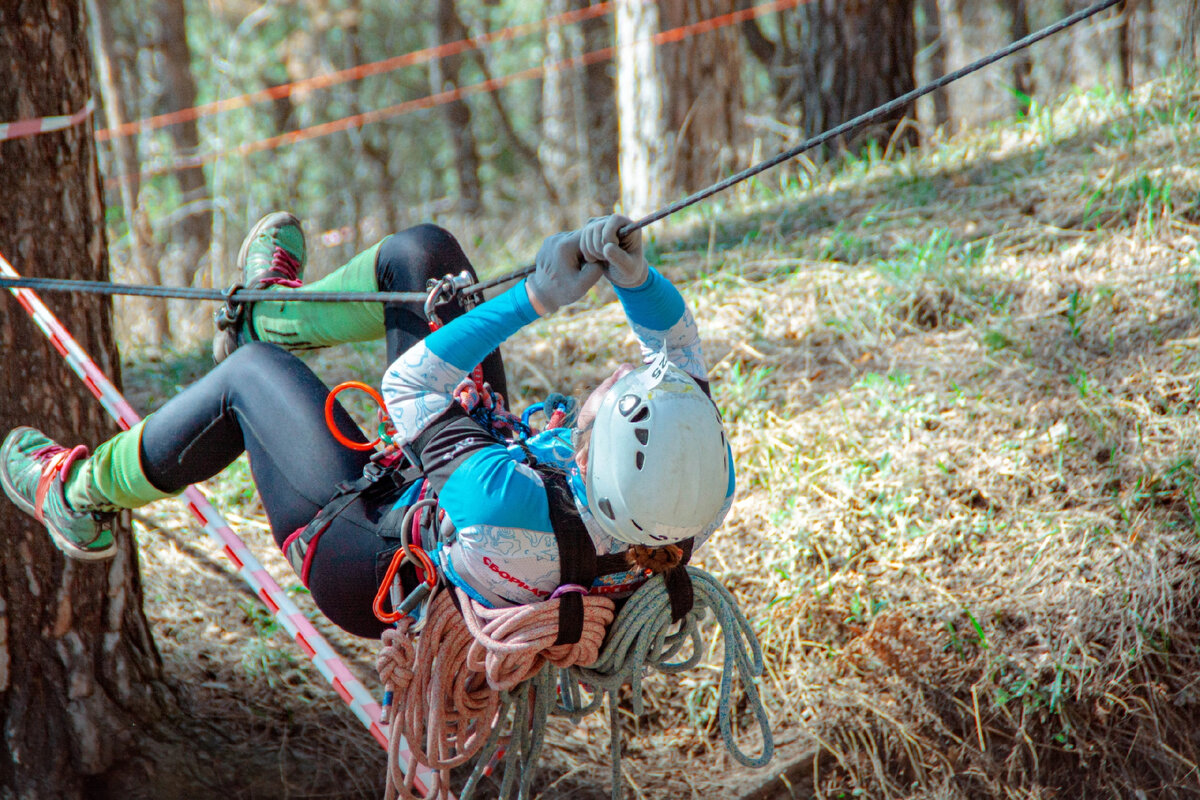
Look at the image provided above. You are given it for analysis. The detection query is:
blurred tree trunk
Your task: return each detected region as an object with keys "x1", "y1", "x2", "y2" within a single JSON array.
[
  {"x1": 0, "y1": 2, "x2": 165, "y2": 797},
  {"x1": 795, "y1": 0, "x2": 918, "y2": 157},
  {"x1": 88, "y1": 0, "x2": 170, "y2": 347},
  {"x1": 581, "y1": 2, "x2": 619, "y2": 209},
  {"x1": 1117, "y1": 0, "x2": 1139, "y2": 91},
  {"x1": 1004, "y1": 0, "x2": 1034, "y2": 112},
  {"x1": 919, "y1": 0, "x2": 950, "y2": 128},
  {"x1": 157, "y1": 0, "x2": 211, "y2": 284},
  {"x1": 431, "y1": 0, "x2": 483, "y2": 215},
  {"x1": 616, "y1": 0, "x2": 743, "y2": 216},
  {"x1": 1185, "y1": 0, "x2": 1199, "y2": 63},
  {"x1": 540, "y1": 0, "x2": 618, "y2": 213}
]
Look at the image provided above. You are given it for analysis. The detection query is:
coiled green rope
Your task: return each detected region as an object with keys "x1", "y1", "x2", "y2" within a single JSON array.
[{"x1": 457, "y1": 566, "x2": 774, "y2": 800}]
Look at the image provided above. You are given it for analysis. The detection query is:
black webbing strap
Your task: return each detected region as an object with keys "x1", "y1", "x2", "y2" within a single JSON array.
[
  {"x1": 544, "y1": 473, "x2": 596, "y2": 646},
  {"x1": 665, "y1": 538, "x2": 696, "y2": 623}
]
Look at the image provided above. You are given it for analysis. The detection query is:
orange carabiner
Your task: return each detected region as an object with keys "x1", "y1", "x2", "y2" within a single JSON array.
[
  {"x1": 372, "y1": 543, "x2": 438, "y2": 624},
  {"x1": 325, "y1": 381, "x2": 387, "y2": 451}
]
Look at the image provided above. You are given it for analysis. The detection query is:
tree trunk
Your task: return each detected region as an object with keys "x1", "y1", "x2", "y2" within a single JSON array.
[
  {"x1": 540, "y1": 0, "x2": 618, "y2": 214},
  {"x1": 1117, "y1": 0, "x2": 1139, "y2": 91},
  {"x1": 616, "y1": 0, "x2": 743, "y2": 216},
  {"x1": 88, "y1": 0, "x2": 170, "y2": 347},
  {"x1": 1185, "y1": 0, "x2": 1199, "y2": 64},
  {"x1": 157, "y1": 0, "x2": 211, "y2": 282},
  {"x1": 919, "y1": 0, "x2": 950, "y2": 128},
  {"x1": 796, "y1": 0, "x2": 919, "y2": 157},
  {"x1": 431, "y1": 0, "x2": 483, "y2": 215},
  {"x1": 0, "y1": 2, "x2": 165, "y2": 797},
  {"x1": 581, "y1": 0, "x2": 619, "y2": 209},
  {"x1": 1005, "y1": 0, "x2": 1034, "y2": 112}
]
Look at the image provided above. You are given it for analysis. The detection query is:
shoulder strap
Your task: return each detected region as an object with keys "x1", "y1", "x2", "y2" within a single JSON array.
[{"x1": 543, "y1": 472, "x2": 596, "y2": 646}]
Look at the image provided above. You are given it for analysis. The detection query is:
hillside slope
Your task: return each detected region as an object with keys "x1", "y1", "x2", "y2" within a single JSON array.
[{"x1": 125, "y1": 73, "x2": 1200, "y2": 799}]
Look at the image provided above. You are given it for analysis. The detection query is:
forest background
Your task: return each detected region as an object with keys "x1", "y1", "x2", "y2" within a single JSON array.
[{"x1": 4, "y1": 1, "x2": 1200, "y2": 799}]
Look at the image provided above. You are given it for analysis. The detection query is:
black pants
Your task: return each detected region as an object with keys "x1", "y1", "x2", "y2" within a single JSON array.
[{"x1": 140, "y1": 225, "x2": 505, "y2": 638}]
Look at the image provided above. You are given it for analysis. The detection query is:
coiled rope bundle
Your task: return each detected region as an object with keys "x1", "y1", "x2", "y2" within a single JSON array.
[{"x1": 376, "y1": 566, "x2": 773, "y2": 800}]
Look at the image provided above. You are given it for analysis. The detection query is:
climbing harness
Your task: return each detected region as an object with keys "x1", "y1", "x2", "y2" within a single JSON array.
[{"x1": 2, "y1": 3, "x2": 1128, "y2": 796}]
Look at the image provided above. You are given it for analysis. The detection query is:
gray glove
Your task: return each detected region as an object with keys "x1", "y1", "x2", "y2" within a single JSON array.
[
  {"x1": 580, "y1": 215, "x2": 647, "y2": 289},
  {"x1": 525, "y1": 229, "x2": 603, "y2": 316}
]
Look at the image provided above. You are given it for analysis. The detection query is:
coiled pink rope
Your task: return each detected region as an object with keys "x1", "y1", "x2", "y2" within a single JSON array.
[{"x1": 377, "y1": 585, "x2": 615, "y2": 800}]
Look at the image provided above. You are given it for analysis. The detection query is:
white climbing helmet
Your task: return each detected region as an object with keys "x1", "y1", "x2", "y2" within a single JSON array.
[{"x1": 584, "y1": 353, "x2": 731, "y2": 546}]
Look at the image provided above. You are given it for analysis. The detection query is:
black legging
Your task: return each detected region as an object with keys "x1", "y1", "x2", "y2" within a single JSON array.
[{"x1": 139, "y1": 224, "x2": 505, "y2": 638}]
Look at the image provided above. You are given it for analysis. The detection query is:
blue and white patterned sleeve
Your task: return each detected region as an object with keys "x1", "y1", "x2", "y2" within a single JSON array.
[
  {"x1": 612, "y1": 268, "x2": 708, "y2": 380},
  {"x1": 381, "y1": 282, "x2": 539, "y2": 445}
]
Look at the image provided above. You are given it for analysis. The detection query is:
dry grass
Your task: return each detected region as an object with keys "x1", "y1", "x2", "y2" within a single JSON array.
[{"x1": 119, "y1": 72, "x2": 1200, "y2": 798}]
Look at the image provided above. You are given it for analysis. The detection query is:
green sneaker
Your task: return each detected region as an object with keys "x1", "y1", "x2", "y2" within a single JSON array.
[
  {"x1": 0, "y1": 427, "x2": 116, "y2": 561},
  {"x1": 213, "y1": 211, "x2": 307, "y2": 363}
]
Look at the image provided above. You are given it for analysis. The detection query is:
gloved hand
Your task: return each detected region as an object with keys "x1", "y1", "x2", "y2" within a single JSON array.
[
  {"x1": 580, "y1": 215, "x2": 648, "y2": 289},
  {"x1": 525, "y1": 229, "x2": 603, "y2": 316}
]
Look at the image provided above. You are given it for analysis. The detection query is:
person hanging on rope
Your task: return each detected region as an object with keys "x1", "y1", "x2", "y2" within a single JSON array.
[{"x1": 0, "y1": 212, "x2": 733, "y2": 639}]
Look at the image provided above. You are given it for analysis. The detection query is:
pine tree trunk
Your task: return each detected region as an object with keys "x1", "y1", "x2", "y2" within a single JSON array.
[
  {"x1": 1185, "y1": 0, "x2": 1199, "y2": 63},
  {"x1": 157, "y1": 0, "x2": 211, "y2": 283},
  {"x1": 432, "y1": 0, "x2": 483, "y2": 215},
  {"x1": 659, "y1": 0, "x2": 743, "y2": 193},
  {"x1": 617, "y1": 0, "x2": 668, "y2": 216},
  {"x1": 1005, "y1": 0, "x2": 1034, "y2": 111},
  {"x1": 920, "y1": 0, "x2": 951, "y2": 128},
  {"x1": 796, "y1": 0, "x2": 919, "y2": 157},
  {"x1": 617, "y1": 0, "x2": 743, "y2": 216},
  {"x1": 88, "y1": 0, "x2": 170, "y2": 347},
  {"x1": 0, "y1": 2, "x2": 165, "y2": 797},
  {"x1": 581, "y1": 0, "x2": 619, "y2": 209}
]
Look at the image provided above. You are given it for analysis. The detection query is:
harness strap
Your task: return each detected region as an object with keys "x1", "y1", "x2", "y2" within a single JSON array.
[{"x1": 544, "y1": 473, "x2": 595, "y2": 646}]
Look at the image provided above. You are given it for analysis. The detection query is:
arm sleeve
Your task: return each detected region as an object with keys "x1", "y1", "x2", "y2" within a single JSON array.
[
  {"x1": 613, "y1": 268, "x2": 709, "y2": 381},
  {"x1": 381, "y1": 282, "x2": 539, "y2": 445}
]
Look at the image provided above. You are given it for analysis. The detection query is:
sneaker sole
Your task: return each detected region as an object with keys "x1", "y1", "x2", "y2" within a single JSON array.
[
  {"x1": 237, "y1": 211, "x2": 303, "y2": 286},
  {"x1": 0, "y1": 428, "x2": 116, "y2": 562}
]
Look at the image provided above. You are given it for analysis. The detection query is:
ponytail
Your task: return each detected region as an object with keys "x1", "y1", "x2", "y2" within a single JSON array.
[{"x1": 625, "y1": 543, "x2": 684, "y2": 575}]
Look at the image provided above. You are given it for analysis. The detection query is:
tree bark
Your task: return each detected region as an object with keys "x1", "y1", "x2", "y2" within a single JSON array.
[
  {"x1": 540, "y1": 0, "x2": 618, "y2": 213},
  {"x1": 431, "y1": 0, "x2": 484, "y2": 215},
  {"x1": 1117, "y1": 0, "x2": 1139, "y2": 91},
  {"x1": 919, "y1": 0, "x2": 950, "y2": 127},
  {"x1": 1186, "y1": 0, "x2": 1200, "y2": 64},
  {"x1": 87, "y1": 0, "x2": 170, "y2": 347},
  {"x1": 581, "y1": 1, "x2": 619, "y2": 209},
  {"x1": 157, "y1": 0, "x2": 211, "y2": 281},
  {"x1": 1005, "y1": 0, "x2": 1034, "y2": 112},
  {"x1": 0, "y1": 2, "x2": 165, "y2": 797},
  {"x1": 795, "y1": 0, "x2": 919, "y2": 157},
  {"x1": 616, "y1": 0, "x2": 743, "y2": 216}
]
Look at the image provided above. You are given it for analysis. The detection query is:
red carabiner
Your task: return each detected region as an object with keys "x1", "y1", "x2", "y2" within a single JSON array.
[{"x1": 372, "y1": 543, "x2": 438, "y2": 624}]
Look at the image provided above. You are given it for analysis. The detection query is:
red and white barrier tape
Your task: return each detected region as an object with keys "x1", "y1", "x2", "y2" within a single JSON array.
[
  {"x1": 0, "y1": 251, "x2": 439, "y2": 798},
  {"x1": 0, "y1": 98, "x2": 95, "y2": 143}
]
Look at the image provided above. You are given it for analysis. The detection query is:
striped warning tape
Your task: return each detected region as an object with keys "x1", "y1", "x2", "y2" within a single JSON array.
[{"x1": 0, "y1": 98, "x2": 95, "y2": 143}]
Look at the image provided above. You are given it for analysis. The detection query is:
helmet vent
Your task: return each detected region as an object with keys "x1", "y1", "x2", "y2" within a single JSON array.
[
  {"x1": 635, "y1": 428, "x2": 649, "y2": 445},
  {"x1": 635, "y1": 451, "x2": 645, "y2": 470},
  {"x1": 630, "y1": 406, "x2": 650, "y2": 423},
  {"x1": 597, "y1": 497, "x2": 616, "y2": 520}
]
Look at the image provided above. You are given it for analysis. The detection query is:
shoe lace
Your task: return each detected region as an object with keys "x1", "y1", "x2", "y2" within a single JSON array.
[
  {"x1": 31, "y1": 443, "x2": 89, "y2": 522},
  {"x1": 260, "y1": 246, "x2": 304, "y2": 288}
]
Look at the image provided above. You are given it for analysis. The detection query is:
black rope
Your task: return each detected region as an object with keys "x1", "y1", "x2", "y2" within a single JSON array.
[{"x1": 0, "y1": 0, "x2": 1120, "y2": 305}]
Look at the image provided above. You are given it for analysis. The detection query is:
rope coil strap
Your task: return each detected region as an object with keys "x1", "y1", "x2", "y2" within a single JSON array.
[{"x1": 376, "y1": 566, "x2": 773, "y2": 800}]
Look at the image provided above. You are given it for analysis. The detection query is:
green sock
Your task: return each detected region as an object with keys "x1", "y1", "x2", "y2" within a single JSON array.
[
  {"x1": 248, "y1": 238, "x2": 388, "y2": 349},
  {"x1": 64, "y1": 420, "x2": 175, "y2": 512}
]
